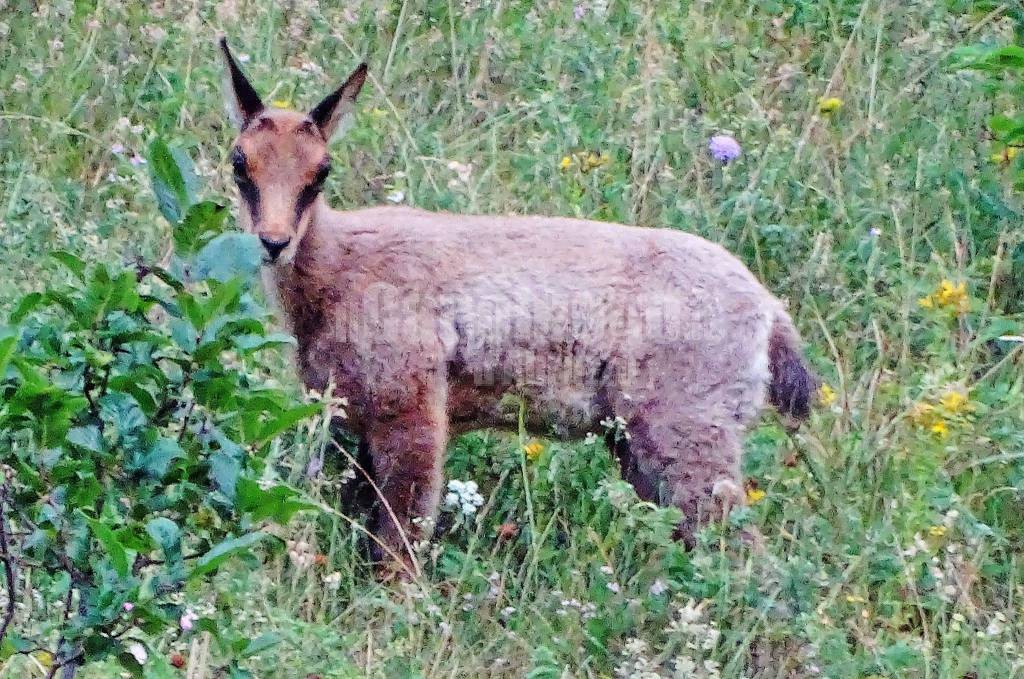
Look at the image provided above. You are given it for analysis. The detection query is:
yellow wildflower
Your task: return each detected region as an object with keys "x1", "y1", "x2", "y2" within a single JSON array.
[
  {"x1": 990, "y1": 146, "x2": 1019, "y2": 164},
  {"x1": 928, "y1": 525, "x2": 947, "y2": 537},
  {"x1": 919, "y1": 279, "x2": 969, "y2": 313},
  {"x1": 581, "y1": 151, "x2": 611, "y2": 171},
  {"x1": 271, "y1": 99, "x2": 292, "y2": 109},
  {"x1": 559, "y1": 156, "x2": 573, "y2": 170},
  {"x1": 939, "y1": 390, "x2": 969, "y2": 414},
  {"x1": 523, "y1": 440, "x2": 544, "y2": 461},
  {"x1": 930, "y1": 420, "x2": 949, "y2": 438},
  {"x1": 845, "y1": 594, "x2": 866, "y2": 604},
  {"x1": 746, "y1": 487, "x2": 767, "y2": 505},
  {"x1": 817, "y1": 383, "x2": 837, "y2": 407},
  {"x1": 935, "y1": 280, "x2": 967, "y2": 308},
  {"x1": 818, "y1": 96, "x2": 843, "y2": 114}
]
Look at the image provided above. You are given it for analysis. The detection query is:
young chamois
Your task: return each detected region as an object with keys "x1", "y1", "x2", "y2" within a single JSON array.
[{"x1": 220, "y1": 39, "x2": 816, "y2": 571}]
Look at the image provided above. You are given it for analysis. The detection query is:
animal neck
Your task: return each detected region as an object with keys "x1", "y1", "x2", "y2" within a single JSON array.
[{"x1": 265, "y1": 199, "x2": 332, "y2": 347}]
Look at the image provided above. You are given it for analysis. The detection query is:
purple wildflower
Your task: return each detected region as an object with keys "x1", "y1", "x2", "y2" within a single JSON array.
[
  {"x1": 708, "y1": 135, "x2": 741, "y2": 163},
  {"x1": 180, "y1": 608, "x2": 198, "y2": 632},
  {"x1": 573, "y1": 4, "x2": 586, "y2": 20},
  {"x1": 306, "y1": 451, "x2": 324, "y2": 479},
  {"x1": 129, "y1": 154, "x2": 146, "y2": 167},
  {"x1": 110, "y1": 142, "x2": 126, "y2": 155}
]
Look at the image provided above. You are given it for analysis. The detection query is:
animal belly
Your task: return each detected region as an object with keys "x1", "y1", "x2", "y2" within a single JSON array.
[{"x1": 447, "y1": 357, "x2": 603, "y2": 438}]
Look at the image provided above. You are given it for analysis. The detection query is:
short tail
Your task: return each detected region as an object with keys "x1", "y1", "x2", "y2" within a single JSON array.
[{"x1": 767, "y1": 312, "x2": 816, "y2": 421}]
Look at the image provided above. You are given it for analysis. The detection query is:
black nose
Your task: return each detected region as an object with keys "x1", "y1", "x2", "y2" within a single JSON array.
[{"x1": 259, "y1": 236, "x2": 290, "y2": 261}]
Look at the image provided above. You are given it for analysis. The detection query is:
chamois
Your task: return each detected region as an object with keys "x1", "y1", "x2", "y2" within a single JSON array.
[{"x1": 219, "y1": 39, "x2": 816, "y2": 571}]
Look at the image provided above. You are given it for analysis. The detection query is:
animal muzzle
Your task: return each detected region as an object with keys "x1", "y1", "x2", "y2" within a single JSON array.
[{"x1": 259, "y1": 234, "x2": 291, "y2": 262}]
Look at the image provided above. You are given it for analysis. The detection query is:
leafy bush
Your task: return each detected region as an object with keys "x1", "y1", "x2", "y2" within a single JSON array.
[{"x1": 0, "y1": 141, "x2": 319, "y2": 678}]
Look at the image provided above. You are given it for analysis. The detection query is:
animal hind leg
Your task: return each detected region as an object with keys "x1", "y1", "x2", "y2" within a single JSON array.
[
  {"x1": 607, "y1": 430, "x2": 661, "y2": 503},
  {"x1": 624, "y1": 402, "x2": 744, "y2": 546}
]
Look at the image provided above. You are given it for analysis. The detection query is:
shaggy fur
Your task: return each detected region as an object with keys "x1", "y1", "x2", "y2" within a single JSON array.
[{"x1": 220, "y1": 42, "x2": 816, "y2": 566}]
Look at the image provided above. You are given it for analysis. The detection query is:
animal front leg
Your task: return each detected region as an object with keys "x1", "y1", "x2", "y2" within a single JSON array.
[{"x1": 365, "y1": 404, "x2": 447, "y2": 575}]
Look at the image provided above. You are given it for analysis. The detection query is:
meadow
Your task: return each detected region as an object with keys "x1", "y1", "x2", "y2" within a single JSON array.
[{"x1": 1, "y1": 0, "x2": 1023, "y2": 677}]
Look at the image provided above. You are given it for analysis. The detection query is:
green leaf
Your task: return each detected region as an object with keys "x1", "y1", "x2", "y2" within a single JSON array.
[
  {"x1": 145, "y1": 517, "x2": 182, "y2": 561},
  {"x1": 984, "y1": 45, "x2": 1024, "y2": 70},
  {"x1": 0, "y1": 635, "x2": 35, "y2": 661},
  {"x1": 954, "y1": 44, "x2": 1024, "y2": 72},
  {"x1": 99, "y1": 392, "x2": 146, "y2": 436},
  {"x1": 0, "y1": 335, "x2": 17, "y2": 378},
  {"x1": 140, "y1": 437, "x2": 184, "y2": 479},
  {"x1": 66, "y1": 425, "x2": 104, "y2": 453},
  {"x1": 175, "y1": 201, "x2": 228, "y2": 255},
  {"x1": 239, "y1": 633, "x2": 282, "y2": 659},
  {"x1": 236, "y1": 478, "x2": 319, "y2": 523},
  {"x1": 191, "y1": 233, "x2": 263, "y2": 283},
  {"x1": 147, "y1": 139, "x2": 193, "y2": 224},
  {"x1": 201, "y1": 277, "x2": 245, "y2": 328},
  {"x1": 176, "y1": 292, "x2": 206, "y2": 333},
  {"x1": 10, "y1": 292, "x2": 43, "y2": 323},
  {"x1": 68, "y1": 474, "x2": 102, "y2": 508},
  {"x1": 51, "y1": 250, "x2": 87, "y2": 281},
  {"x1": 209, "y1": 448, "x2": 242, "y2": 499},
  {"x1": 227, "y1": 666, "x2": 254, "y2": 679},
  {"x1": 107, "y1": 371, "x2": 163, "y2": 415},
  {"x1": 233, "y1": 332, "x2": 296, "y2": 354},
  {"x1": 83, "y1": 514, "x2": 130, "y2": 577},
  {"x1": 255, "y1": 403, "x2": 323, "y2": 444},
  {"x1": 881, "y1": 642, "x2": 921, "y2": 671},
  {"x1": 188, "y1": 532, "x2": 269, "y2": 580}
]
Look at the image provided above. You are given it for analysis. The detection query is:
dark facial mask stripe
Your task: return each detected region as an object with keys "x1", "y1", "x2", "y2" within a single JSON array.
[
  {"x1": 231, "y1": 148, "x2": 261, "y2": 225},
  {"x1": 294, "y1": 162, "x2": 330, "y2": 223}
]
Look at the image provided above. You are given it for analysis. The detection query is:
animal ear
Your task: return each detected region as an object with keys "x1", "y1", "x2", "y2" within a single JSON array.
[
  {"x1": 219, "y1": 37, "x2": 263, "y2": 128},
  {"x1": 309, "y1": 63, "x2": 368, "y2": 142}
]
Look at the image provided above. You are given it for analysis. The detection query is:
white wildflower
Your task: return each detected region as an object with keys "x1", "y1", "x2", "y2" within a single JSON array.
[
  {"x1": 286, "y1": 539, "x2": 315, "y2": 569},
  {"x1": 324, "y1": 571, "x2": 342, "y2": 592},
  {"x1": 445, "y1": 479, "x2": 484, "y2": 516},
  {"x1": 126, "y1": 641, "x2": 147, "y2": 665},
  {"x1": 600, "y1": 415, "x2": 631, "y2": 440}
]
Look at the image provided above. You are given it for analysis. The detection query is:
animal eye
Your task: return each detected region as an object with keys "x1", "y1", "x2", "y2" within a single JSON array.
[{"x1": 230, "y1": 148, "x2": 251, "y2": 184}]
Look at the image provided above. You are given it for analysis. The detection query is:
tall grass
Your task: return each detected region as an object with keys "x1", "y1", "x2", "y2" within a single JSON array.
[{"x1": 1, "y1": 0, "x2": 1022, "y2": 676}]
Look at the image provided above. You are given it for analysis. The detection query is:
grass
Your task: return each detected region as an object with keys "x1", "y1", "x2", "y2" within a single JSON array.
[{"x1": 2, "y1": 0, "x2": 1024, "y2": 676}]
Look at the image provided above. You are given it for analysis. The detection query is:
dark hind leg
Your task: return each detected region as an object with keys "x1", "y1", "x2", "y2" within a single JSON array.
[
  {"x1": 607, "y1": 430, "x2": 660, "y2": 502},
  {"x1": 624, "y1": 402, "x2": 744, "y2": 546},
  {"x1": 336, "y1": 436, "x2": 379, "y2": 519}
]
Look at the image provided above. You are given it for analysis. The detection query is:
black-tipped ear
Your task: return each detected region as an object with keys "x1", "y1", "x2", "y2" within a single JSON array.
[
  {"x1": 219, "y1": 37, "x2": 263, "y2": 128},
  {"x1": 309, "y1": 63, "x2": 368, "y2": 141}
]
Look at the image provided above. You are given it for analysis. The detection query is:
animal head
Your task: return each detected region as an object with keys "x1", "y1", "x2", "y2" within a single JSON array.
[{"x1": 219, "y1": 38, "x2": 367, "y2": 264}]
